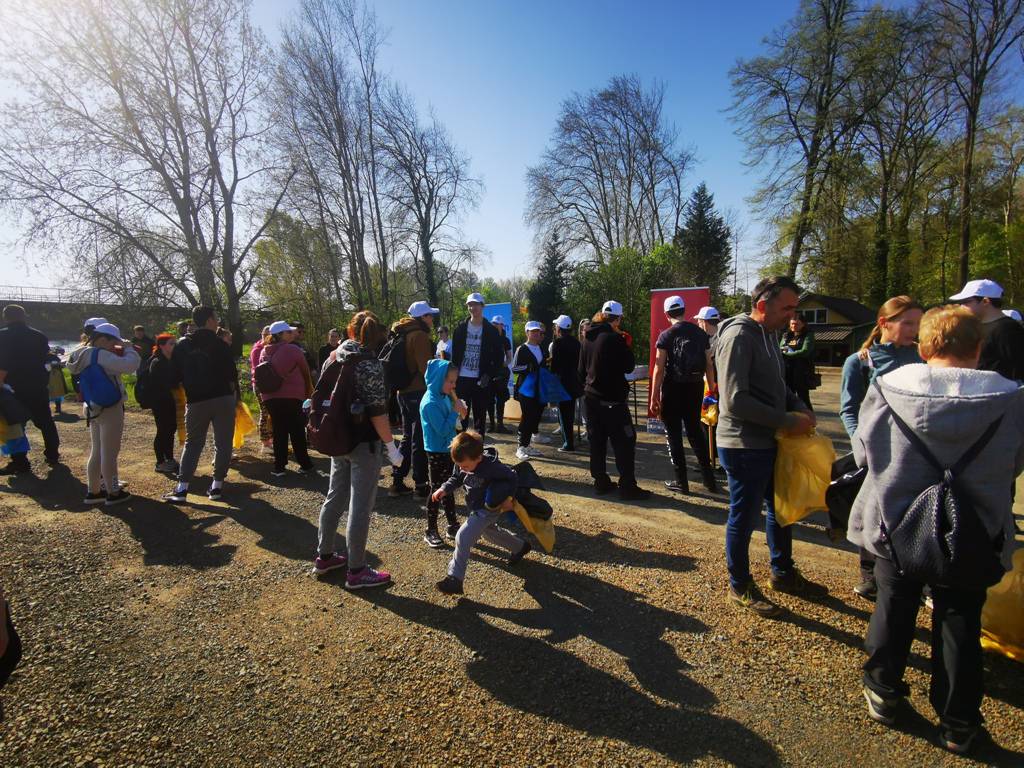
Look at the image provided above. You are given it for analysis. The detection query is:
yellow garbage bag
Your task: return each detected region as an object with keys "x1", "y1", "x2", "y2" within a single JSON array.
[
  {"x1": 773, "y1": 431, "x2": 836, "y2": 526},
  {"x1": 172, "y1": 385, "x2": 187, "y2": 446},
  {"x1": 512, "y1": 499, "x2": 555, "y2": 554},
  {"x1": 233, "y1": 401, "x2": 257, "y2": 450},
  {"x1": 981, "y1": 549, "x2": 1024, "y2": 662},
  {"x1": 700, "y1": 383, "x2": 718, "y2": 427}
]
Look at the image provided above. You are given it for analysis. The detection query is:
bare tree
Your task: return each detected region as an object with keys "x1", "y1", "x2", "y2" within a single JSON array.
[
  {"x1": 936, "y1": 0, "x2": 1024, "y2": 284},
  {"x1": 526, "y1": 75, "x2": 692, "y2": 260},
  {"x1": 0, "y1": 0, "x2": 288, "y2": 348}
]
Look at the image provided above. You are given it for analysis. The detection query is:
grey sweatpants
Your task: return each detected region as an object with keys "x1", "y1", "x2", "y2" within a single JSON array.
[
  {"x1": 447, "y1": 508, "x2": 525, "y2": 581},
  {"x1": 86, "y1": 405, "x2": 124, "y2": 494},
  {"x1": 178, "y1": 394, "x2": 235, "y2": 483},
  {"x1": 317, "y1": 441, "x2": 382, "y2": 570}
]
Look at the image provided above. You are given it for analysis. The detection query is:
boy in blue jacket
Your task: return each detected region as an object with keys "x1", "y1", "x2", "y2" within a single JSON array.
[
  {"x1": 420, "y1": 359, "x2": 468, "y2": 548},
  {"x1": 434, "y1": 431, "x2": 531, "y2": 595}
]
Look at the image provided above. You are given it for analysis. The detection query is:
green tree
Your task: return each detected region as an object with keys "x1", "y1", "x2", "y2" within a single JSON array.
[
  {"x1": 674, "y1": 183, "x2": 732, "y2": 302},
  {"x1": 526, "y1": 232, "x2": 569, "y2": 342}
]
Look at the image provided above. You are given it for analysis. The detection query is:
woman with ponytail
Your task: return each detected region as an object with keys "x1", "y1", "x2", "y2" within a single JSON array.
[{"x1": 839, "y1": 295, "x2": 924, "y2": 600}]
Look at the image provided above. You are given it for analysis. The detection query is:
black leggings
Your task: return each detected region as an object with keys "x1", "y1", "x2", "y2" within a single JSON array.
[
  {"x1": 426, "y1": 451, "x2": 456, "y2": 529},
  {"x1": 151, "y1": 398, "x2": 177, "y2": 463},
  {"x1": 264, "y1": 398, "x2": 313, "y2": 472},
  {"x1": 0, "y1": 603, "x2": 22, "y2": 690},
  {"x1": 518, "y1": 396, "x2": 544, "y2": 447}
]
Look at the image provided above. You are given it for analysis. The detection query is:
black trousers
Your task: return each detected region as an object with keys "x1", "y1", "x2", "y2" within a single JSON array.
[
  {"x1": 864, "y1": 557, "x2": 986, "y2": 729},
  {"x1": 518, "y1": 396, "x2": 544, "y2": 447},
  {"x1": 859, "y1": 548, "x2": 876, "y2": 583},
  {"x1": 264, "y1": 398, "x2": 313, "y2": 472},
  {"x1": 583, "y1": 396, "x2": 637, "y2": 488},
  {"x1": 10, "y1": 389, "x2": 59, "y2": 465},
  {"x1": 661, "y1": 380, "x2": 711, "y2": 476},
  {"x1": 0, "y1": 603, "x2": 22, "y2": 690},
  {"x1": 456, "y1": 376, "x2": 490, "y2": 438},
  {"x1": 151, "y1": 398, "x2": 177, "y2": 463},
  {"x1": 426, "y1": 451, "x2": 456, "y2": 529},
  {"x1": 557, "y1": 398, "x2": 576, "y2": 450}
]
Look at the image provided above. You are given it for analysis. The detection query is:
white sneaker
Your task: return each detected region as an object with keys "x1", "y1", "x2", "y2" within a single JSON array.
[
  {"x1": 552, "y1": 426, "x2": 562, "y2": 435},
  {"x1": 532, "y1": 433, "x2": 552, "y2": 444},
  {"x1": 526, "y1": 446, "x2": 542, "y2": 457},
  {"x1": 515, "y1": 447, "x2": 531, "y2": 460}
]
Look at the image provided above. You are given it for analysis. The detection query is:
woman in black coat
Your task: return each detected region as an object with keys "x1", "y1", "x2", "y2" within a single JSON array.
[
  {"x1": 550, "y1": 315, "x2": 583, "y2": 451},
  {"x1": 148, "y1": 334, "x2": 183, "y2": 473}
]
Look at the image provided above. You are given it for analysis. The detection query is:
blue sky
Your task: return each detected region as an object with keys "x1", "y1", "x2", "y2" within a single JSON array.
[{"x1": 0, "y1": 0, "x2": 799, "y2": 290}]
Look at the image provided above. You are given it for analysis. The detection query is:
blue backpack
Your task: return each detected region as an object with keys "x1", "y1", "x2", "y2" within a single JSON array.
[{"x1": 79, "y1": 348, "x2": 122, "y2": 409}]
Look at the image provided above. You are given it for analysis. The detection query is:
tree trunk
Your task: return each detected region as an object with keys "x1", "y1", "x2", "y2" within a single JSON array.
[
  {"x1": 421, "y1": 229, "x2": 439, "y2": 308},
  {"x1": 870, "y1": 181, "x2": 890, "y2": 306},
  {"x1": 958, "y1": 112, "x2": 977, "y2": 286}
]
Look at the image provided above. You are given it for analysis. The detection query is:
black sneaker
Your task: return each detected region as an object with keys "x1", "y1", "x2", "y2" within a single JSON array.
[
  {"x1": 728, "y1": 581, "x2": 781, "y2": 618},
  {"x1": 664, "y1": 477, "x2": 689, "y2": 493},
  {"x1": 769, "y1": 568, "x2": 828, "y2": 598},
  {"x1": 207, "y1": 486, "x2": 223, "y2": 501},
  {"x1": 423, "y1": 530, "x2": 445, "y2": 548},
  {"x1": 508, "y1": 540, "x2": 531, "y2": 566},
  {"x1": 618, "y1": 485, "x2": 652, "y2": 501},
  {"x1": 415, "y1": 484, "x2": 430, "y2": 498},
  {"x1": 164, "y1": 489, "x2": 188, "y2": 503},
  {"x1": 388, "y1": 480, "x2": 413, "y2": 497},
  {"x1": 853, "y1": 578, "x2": 878, "y2": 601},
  {"x1": 863, "y1": 686, "x2": 900, "y2": 726},
  {"x1": 0, "y1": 462, "x2": 31, "y2": 476},
  {"x1": 436, "y1": 575, "x2": 464, "y2": 595},
  {"x1": 446, "y1": 522, "x2": 460, "y2": 539},
  {"x1": 105, "y1": 489, "x2": 132, "y2": 507},
  {"x1": 700, "y1": 466, "x2": 719, "y2": 493},
  {"x1": 83, "y1": 490, "x2": 107, "y2": 505},
  {"x1": 939, "y1": 724, "x2": 978, "y2": 754},
  {"x1": 593, "y1": 478, "x2": 617, "y2": 495}
]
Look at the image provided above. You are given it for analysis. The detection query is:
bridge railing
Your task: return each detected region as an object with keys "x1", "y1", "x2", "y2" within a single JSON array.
[{"x1": 0, "y1": 285, "x2": 100, "y2": 304}]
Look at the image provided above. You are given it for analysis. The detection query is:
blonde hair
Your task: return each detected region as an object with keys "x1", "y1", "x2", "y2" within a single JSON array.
[
  {"x1": 860, "y1": 295, "x2": 923, "y2": 355},
  {"x1": 918, "y1": 305, "x2": 982, "y2": 361},
  {"x1": 347, "y1": 310, "x2": 387, "y2": 349}
]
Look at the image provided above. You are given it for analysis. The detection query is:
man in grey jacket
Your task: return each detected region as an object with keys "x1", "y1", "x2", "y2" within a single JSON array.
[{"x1": 715, "y1": 276, "x2": 824, "y2": 617}]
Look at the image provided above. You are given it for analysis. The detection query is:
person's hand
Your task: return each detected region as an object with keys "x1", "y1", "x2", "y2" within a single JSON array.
[
  {"x1": 431, "y1": 488, "x2": 446, "y2": 502},
  {"x1": 113, "y1": 344, "x2": 125, "y2": 357},
  {"x1": 499, "y1": 497, "x2": 514, "y2": 512},
  {"x1": 782, "y1": 411, "x2": 814, "y2": 436},
  {"x1": 649, "y1": 394, "x2": 661, "y2": 417},
  {"x1": 454, "y1": 399, "x2": 468, "y2": 418},
  {"x1": 385, "y1": 440, "x2": 403, "y2": 467}
]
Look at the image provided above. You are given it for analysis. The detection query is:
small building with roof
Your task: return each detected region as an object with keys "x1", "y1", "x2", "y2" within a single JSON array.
[{"x1": 797, "y1": 293, "x2": 876, "y2": 366}]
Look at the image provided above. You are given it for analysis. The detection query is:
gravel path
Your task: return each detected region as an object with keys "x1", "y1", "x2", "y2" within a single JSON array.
[{"x1": 1, "y1": 379, "x2": 1022, "y2": 767}]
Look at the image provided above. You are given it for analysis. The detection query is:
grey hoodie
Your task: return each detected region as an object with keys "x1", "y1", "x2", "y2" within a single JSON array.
[
  {"x1": 714, "y1": 314, "x2": 808, "y2": 449},
  {"x1": 849, "y1": 364, "x2": 1024, "y2": 571}
]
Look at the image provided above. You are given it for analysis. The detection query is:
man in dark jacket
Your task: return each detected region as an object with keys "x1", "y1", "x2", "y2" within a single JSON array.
[
  {"x1": 0, "y1": 304, "x2": 60, "y2": 472},
  {"x1": 951, "y1": 279, "x2": 1024, "y2": 381},
  {"x1": 290, "y1": 322, "x2": 319, "y2": 377},
  {"x1": 578, "y1": 300, "x2": 650, "y2": 500},
  {"x1": 550, "y1": 314, "x2": 582, "y2": 452},
  {"x1": 451, "y1": 292, "x2": 505, "y2": 439},
  {"x1": 164, "y1": 305, "x2": 240, "y2": 504},
  {"x1": 131, "y1": 325, "x2": 155, "y2": 363}
]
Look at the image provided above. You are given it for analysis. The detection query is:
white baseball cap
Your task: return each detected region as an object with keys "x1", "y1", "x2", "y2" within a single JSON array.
[
  {"x1": 408, "y1": 300, "x2": 439, "y2": 318},
  {"x1": 1003, "y1": 309, "x2": 1022, "y2": 321},
  {"x1": 269, "y1": 320, "x2": 298, "y2": 335},
  {"x1": 465, "y1": 292, "x2": 485, "y2": 305},
  {"x1": 91, "y1": 322, "x2": 121, "y2": 339},
  {"x1": 602, "y1": 300, "x2": 623, "y2": 316},
  {"x1": 525, "y1": 320, "x2": 544, "y2": 332},
  {"x1": 695, "y1": 306, "x2": 720, "y2": 320},
  {"x1": 84, "y1": 317, "x2": 108, "y2": 328},
  {"x1": 491, "y1": 315, "x2": 505, "y2": 325},
  {"x1": 950, "y1": 279, "x2": 1003, "y2": 301},
  {"x1": 663, "y1": 295, "x2": 685, "y2": 313},
  {"x1": 554, "y1": 314, "x2": 572, "y2": 330}
]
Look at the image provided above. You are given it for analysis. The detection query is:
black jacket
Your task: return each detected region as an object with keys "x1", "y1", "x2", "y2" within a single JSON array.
[
  {"x1": 979, "y1": 316, "x2": 1024, "y2": 382},
  {"x1": 550, "y1": 336, "x2": 583, "y2": 398},
  {"x1": 511, "y1": 343, "x2": 548, "y2": 399},
  {"x1": 148, "y1": 353, "x2": 182, "y2": 405},
  {"x1": 439, "y1": 447, "x2": 518, "y2": 511},
  {"x1": 0, "y1": 321, "x2": 50, "y2": 396},
  {"x1": 172, "y1": 328, "x2": 239, "y2": 403},
  {"x1": 578, "y1": 322, "x2": 634, "y2": 403},
  {"x1": 451, "y1": 318, "x2": 505, "y2": 381}
]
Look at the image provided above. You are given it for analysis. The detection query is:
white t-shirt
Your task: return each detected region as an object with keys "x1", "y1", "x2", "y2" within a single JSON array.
[
  {"x1": 436, "y1": 339, "x2": 452, "y2": 358},
  {"x1": 527, "y1": 343, "x2": 543, "y2": 363},
  {"x1": 460, "y1": 322, "x2": 483, "y2": 378}
]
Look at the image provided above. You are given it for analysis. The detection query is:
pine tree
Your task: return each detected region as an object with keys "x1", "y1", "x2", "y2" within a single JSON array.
[
  {"x1": 674, "y1": 183, "x2": 733, "y2": 301},
  {"x1": 527, "y1": 232, "x2": 569, "y2": 343}
]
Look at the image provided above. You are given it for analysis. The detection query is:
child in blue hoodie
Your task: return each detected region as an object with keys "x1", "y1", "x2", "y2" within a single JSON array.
[
  {"x1": 434, "y1": 431, "x2": 531, "y2": 595},
  {"x1": 420, "y1": 359, "x2": 468, "y2": 548}
]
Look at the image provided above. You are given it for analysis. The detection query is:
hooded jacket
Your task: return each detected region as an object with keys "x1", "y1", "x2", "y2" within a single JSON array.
[
  {"x1": 578, "y1": 321, "x2": 634, "y2": 403},
  {"x1": 420, "y1": 358, "x2": 459, "y2": 453},
  {"x1": 440, "y1": 446, "x2": 518, "y2": 511},
  {"x1": 172, "y1": 327, "x2": 238, "y2": 404},
  {"x1": 839, "y1": 342, "x2": 923, "y2": 437},
  {"x1": 391, "y1": 316, "x2": 433, "y2": 394},
  {"x1": 849, "y1": 364, "x2": 1024, "y2": 571},
  {"x1": 67, "y1": 344, "x2": 141, "y2": 417},
  {"x1": 714, "y1": 314, "x2": 808, "y2": 450}
]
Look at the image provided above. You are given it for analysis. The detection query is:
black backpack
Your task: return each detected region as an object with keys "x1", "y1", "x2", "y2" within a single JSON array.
[
  {"x1": 180, "y1": 337, "x2": 216, "y2": 400},
  {"x1": 379, "y1": 329, "x2": 412, "y2": 392},
  {"x1": 877, "y1": 384, "x2": 1006, "y2": 589},
  {"x1": 134, "y1": 358, "x2": 154, "y2": 409},
  {"x1": 665, "y1": 324, "x2": 707, "y2": 383}
]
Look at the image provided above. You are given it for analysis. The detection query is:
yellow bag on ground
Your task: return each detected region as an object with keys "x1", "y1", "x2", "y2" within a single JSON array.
[
  {"x1": 981, "y1": 549, "x2": 1024, "y2": 662},
  {"x1": 233, "y1": 401, "x2": 257, "y2": 450},
  {"x1": 773, "y1": 431, "x2": 835, "y2": 526},
  {"x1": 512, "y1": 500, "x2": 555, "y2": 553},
  {"x1": 172, "y1": 385, "x2": 186, "y2": 446}
]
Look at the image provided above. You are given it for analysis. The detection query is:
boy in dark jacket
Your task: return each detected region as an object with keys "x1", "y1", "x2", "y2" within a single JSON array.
[{"x1": 435, "y1": 431, "x2": 531, "y2": 595}]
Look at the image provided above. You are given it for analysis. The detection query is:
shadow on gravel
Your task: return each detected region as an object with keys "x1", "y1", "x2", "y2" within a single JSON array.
[
  {"x1": 886, "y1": 697, "x2": 1024, "y2": 766},
  {"x1": 210, "y1": 481, "x2": 321, "y2": 561},
  {"x1": 361, "y1": 574, "x2": 780, "y2": 766},
  {"x1": 0, "y1": 462, "x2": 88, "y2": 511},
  {"x1": 552, "y1": 527, "x2": 697, "y2": 572}
]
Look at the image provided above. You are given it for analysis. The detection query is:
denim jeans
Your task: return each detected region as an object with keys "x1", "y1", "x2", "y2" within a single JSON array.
[
  {"x1": 718, "y1": 446, "x2": 794, "y2": 591},
  {"x1": 393, "y1": 390, "x2": 427, "y2": 486}
]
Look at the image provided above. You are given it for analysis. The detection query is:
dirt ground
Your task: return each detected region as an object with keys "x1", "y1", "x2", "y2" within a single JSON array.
[{"x1": 1, "y1": 372, "x2": 1022, "y2": 767}]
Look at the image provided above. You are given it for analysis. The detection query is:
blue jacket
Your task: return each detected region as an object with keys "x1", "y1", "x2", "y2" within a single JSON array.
[
  {"x1": 440, "y1": 446, "x2": 518, "y2": 511},
  {"x1": 839, "y1": 342, "x2": 922, "y2": 437},
  {"x1": 420, "y1": 358, "x2": 459, "y2": 454}
]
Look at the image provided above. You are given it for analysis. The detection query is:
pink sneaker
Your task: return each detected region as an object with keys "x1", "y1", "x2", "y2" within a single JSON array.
[
  {"x1": 312, "y1": 553, "x2": 347, "y2": 575},
  {"x1": 345, "y1": 566, "x2": 392, "y2": 590}
]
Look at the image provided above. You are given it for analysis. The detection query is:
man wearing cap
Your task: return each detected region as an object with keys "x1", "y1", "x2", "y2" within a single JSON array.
[
  {"x1": 388, "y1": 300, "x2": 437, "y2": 497},
  {"x1": 0, "y1": 304, "x2": 61, "y2": 472},
  {"x1": 951, "y1": 279, "x2": 1024, "y2": 381},
  {"x1": 165, "y1": 305, "x2": 240, "y2": 503},
  {"x1": 452, "y1": 293, "x2": 505, "y2": 439},
  {"x1": 489, "y1": 315, "x2": 513, "y2": 433},
  {"x1": 550, "y1": 314, "x2": 582, "y2": 452},
  {"x1": 578, "y1": 300, "x2": 651, "y2": 500},
  {"x1": 650, "y1": 295, "x2": 718, "y2": 494}
]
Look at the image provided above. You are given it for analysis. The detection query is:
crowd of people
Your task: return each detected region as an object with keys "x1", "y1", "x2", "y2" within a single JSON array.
[{"x1": 1, "y1": 274, "x2": 1023, "y2": 755}]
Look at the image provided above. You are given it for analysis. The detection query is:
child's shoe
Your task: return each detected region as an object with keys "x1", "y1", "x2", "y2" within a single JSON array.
[
  {"x1": 509, "y1": 540, "x2": 531, "y2": 566},
  {"x1": 436, "y1": 575, "x2": 464, "y2": 595},
  {"x1": 312, "y1": 552, "x2": 348, "y2": 575},
  {"x1": 423, "y1": 530, "x2": 445, "y2": 549}
]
